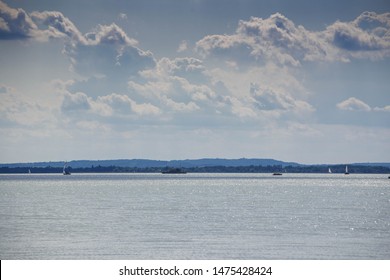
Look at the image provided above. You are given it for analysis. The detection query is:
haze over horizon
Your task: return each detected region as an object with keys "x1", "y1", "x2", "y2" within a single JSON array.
[{"x1": 1, "y1": 0, "x2": 389, "y2": 164}]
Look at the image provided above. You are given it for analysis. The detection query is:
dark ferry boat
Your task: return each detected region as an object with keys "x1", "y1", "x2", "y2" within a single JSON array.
[{"x1": 161, "y1": 168, "x2": 186, "y2": 174}]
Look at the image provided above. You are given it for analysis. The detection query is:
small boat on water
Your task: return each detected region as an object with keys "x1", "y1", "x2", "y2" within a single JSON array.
[
  {"x1": 328, "y1": 168, "x2": 332, "y2": 174},
  {"x1": 344, "y1": 165, "x2": 349, "y2": 175},
  {"x1": 161, "y1": 168, "x2": 186, "y2": 174},
  {"x1": 63, "y1": 163, "x2": 71, "y2": 175},
  {"x1": 273, "y1": 172, "x2": 283, "y2": 176}
]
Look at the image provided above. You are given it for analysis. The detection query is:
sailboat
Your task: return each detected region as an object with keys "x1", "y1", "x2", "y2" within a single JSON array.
[
  {"x1": 328, "y1": 168, "x2": 332, "y2": 174},
  {"x1": 63, "y1": 162, "x2": 71, "y2": 175},
  {"x1": 344, "y1": 165, "x2": 349, "y2": 175}
]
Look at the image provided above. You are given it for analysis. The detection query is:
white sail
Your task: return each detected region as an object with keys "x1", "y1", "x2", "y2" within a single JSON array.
[
  {"x1": 328, "y1": 168, "x2": 332, "y2": 173},
  {"x1": 63, "y1": 162, "x2": 71, "y2": 175}
]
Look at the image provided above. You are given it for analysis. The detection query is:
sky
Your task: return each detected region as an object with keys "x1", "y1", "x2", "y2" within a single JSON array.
[{"x1": 0, "y1": 0, "x2": 389, "y2": 164}]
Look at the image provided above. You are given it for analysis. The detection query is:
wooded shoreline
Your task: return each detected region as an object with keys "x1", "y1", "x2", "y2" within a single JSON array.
[{"x1": 1, "y1": 164, "x2": 389, "y2": 174}]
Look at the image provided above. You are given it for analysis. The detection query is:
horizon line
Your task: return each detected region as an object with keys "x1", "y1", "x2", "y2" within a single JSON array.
[{"x1": 1, "y1": 157, "x2": 389, "y2": 166}]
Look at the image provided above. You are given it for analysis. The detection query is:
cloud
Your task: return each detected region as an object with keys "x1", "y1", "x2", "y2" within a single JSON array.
[
  {"x1": 250, "y1": 83, "x2": 314, "y2": 114},
  {"x1": 60, "y1": 91, "x2": 160, "y2": 119},
  {"x1": 128, "y1": 78, "x2": 204, "y2": 114},
  {"x1": 2, "y1": 2, "x2": 386, "y2": 138},
  {"x1": 128, "y1": 57, "x2": 315, "y2": 123},
  {"x1": 24, "y1": 6, "x2": 162, "y2": 126},
  {"x1": 118, "y1": 13, "x2": 128, "y2": 20},
  {"x1": 85, "y1": 23, "x2": 138, "y2": 46},
  {"x1": 327, "y1": 21, "x2": 389, "y2": 52},
  {"x1": 205, "y1": 63, "x2": 314, "y2": 122},
  {"x1": 0, "y1": 3, "x2": 316, "y2": 137},
  {"x1": 31, "y1": 10, "x2": 138, "y2": 47},
  {"x1": 196, "y1": 13, "x2": 330, "y2": 66},
  {"x1": 336, "y1": 97, "x2": 371, "y2": 111},
  {"x1": 96, "y1": 93, "x2": 160, "y2": 116},
  {"x1": 34, "y1": 17, "x2": 158, "y2": 101},
  {"x1": 373, "y1": 105, "x2": 390, "y2": 112},
  {"x1": 61, "y1": 91, "x2": 92, "y2": 112},
  {"x1": 177, "y1": 40, "x2": 188, "y2": 52},
  {"x1": 1, "y1": 2, "x2": 155, "y2": 81},
  {"x1": 0, "y1": 88, "x2": 55, "y2": 126},
  {"x1": 325, "y1": 11, "x2": 390, "y2": 59},
  {"x1": 196, "y1": 12, "x2": 390, "y2": 65},
  {"x1": 126, "y1": 57, "x2": 237, "y2": 121},
  {"x1": 355, "y1": 11, "x2": 390, "y2": 31},
  {"x1": 3, "y1": 0, "x2": 390, "y2": 63},
  {"x1": 63, "y1": 23, "x2": 155, "y2": 78},
  {"x1": 30, "y1": 10, "x2": 84, "y2": 41},
  {"x1": 154, "y1": 57, "x2": 206, "y2": 84},
  {"x1": 0, "y1": 0, "x2": 39, "y2": 39}
]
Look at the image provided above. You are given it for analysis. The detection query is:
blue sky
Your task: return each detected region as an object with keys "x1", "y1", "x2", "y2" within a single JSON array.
[{"x1": 0, "y1": 0, "x2": 389, "y2": 164}]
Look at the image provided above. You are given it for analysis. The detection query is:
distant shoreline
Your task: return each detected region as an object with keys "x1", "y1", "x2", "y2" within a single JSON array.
[{"x1": 1, "y1": 164, "x2": 389, "y2": 174}]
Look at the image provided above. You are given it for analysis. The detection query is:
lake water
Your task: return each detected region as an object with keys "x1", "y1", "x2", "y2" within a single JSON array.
[{"x1": 0, "y1": 173, "x2": 389, "y2": 259}]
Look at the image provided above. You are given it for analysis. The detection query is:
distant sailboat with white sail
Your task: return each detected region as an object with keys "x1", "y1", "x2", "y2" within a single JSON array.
[
  {"x1": 63, "y1": 162, "x2": 71, "y2": 175},
  {"x1": 344, "y1": 165, "x2": 349, "y2": 175}
]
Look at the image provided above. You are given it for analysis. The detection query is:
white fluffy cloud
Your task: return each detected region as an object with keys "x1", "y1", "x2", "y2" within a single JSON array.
[
  {"x1": 337, "y1": 97, "x2": 372, "y2": 111},
  {"x1": 158, "y1": 57, "x2": 205, "y2": 76},
  {"x1": 250, "y1": 83, "x2": 314, "y2": 114},
  {"x1": 0, "y1": 2, "x2": 155, "y2": 79},
  {"x1": 128, "y1": 57, "x2": 212, "y2": 115},
  {"x1": 337, "y1": 97, "x2": 390, "y2": 113},
  {"x1": 127, "y1": 56, "x2": 316, "y2": 124},
  {"x1": 374, "y1": 105, "x2": 390, "y2": 112},
  {"x1": 97, "y1": 93, "x2": 160, "y2": 116},
  {"x1": 31, "y1": 10, "x2": 84, "y2": 41},
  {"x1": 61, "y1": 91, "x2": 92, "y2": 112},
  {"x1": 1, "y1": 2, "x2": 388, "y2": 141},
  {"x1": 191, "y1": 11, "x2": 390, "y2": 126},
  {"x1": 55, "y1": 22, "x2": 155, "y2": 78},
  {"x1": 325, "y1": 12, "x2": 390, "y2": 59},
  {"x1": 196, "y1": 12, "x2": 390, "y2": 65},
  {"x1": 29, "y1": 8, "x2": 159, "y2": 124},
  {"x1": 196, "y1": 13, "x2": 332, "y2": 66},
  {"x1": 60, "y1": 91, "x2": 160, "y2": 118},
  {"x1": 205, "y1": 62, "x2": 314, "y2": 122}
]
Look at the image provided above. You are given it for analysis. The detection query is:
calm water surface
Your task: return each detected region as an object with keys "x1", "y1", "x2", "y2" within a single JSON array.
[{"x1": 0, "y1": 173, "x2": 389, "y2": 259}]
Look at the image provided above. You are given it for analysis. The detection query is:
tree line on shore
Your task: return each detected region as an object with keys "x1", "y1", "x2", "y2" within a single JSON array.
[{"x1": 1, "y1": 164, "x2": 389, "y2": 174}]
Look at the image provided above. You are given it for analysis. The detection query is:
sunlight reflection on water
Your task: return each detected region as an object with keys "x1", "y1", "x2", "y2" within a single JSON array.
[{"x1": 0, "y1": 173, "x2": 389, "y2": 259}]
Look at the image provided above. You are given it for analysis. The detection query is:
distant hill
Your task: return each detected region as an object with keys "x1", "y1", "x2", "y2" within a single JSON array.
[
  {"x1": 1, "y1": 158, "x2": 389, "y2": 170},
  {"x1": 167, "y1": 158, "x2": 300, "y2": 168},
  {"x1": 0, "y1": 158, "x2": 300, "y2": 168},
  {"x1": 1, "y1": 158, "x2": 390, "y2": 174},
  {"x1": 352, "y1": 162, "x2": 390, "y2": 168}
]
